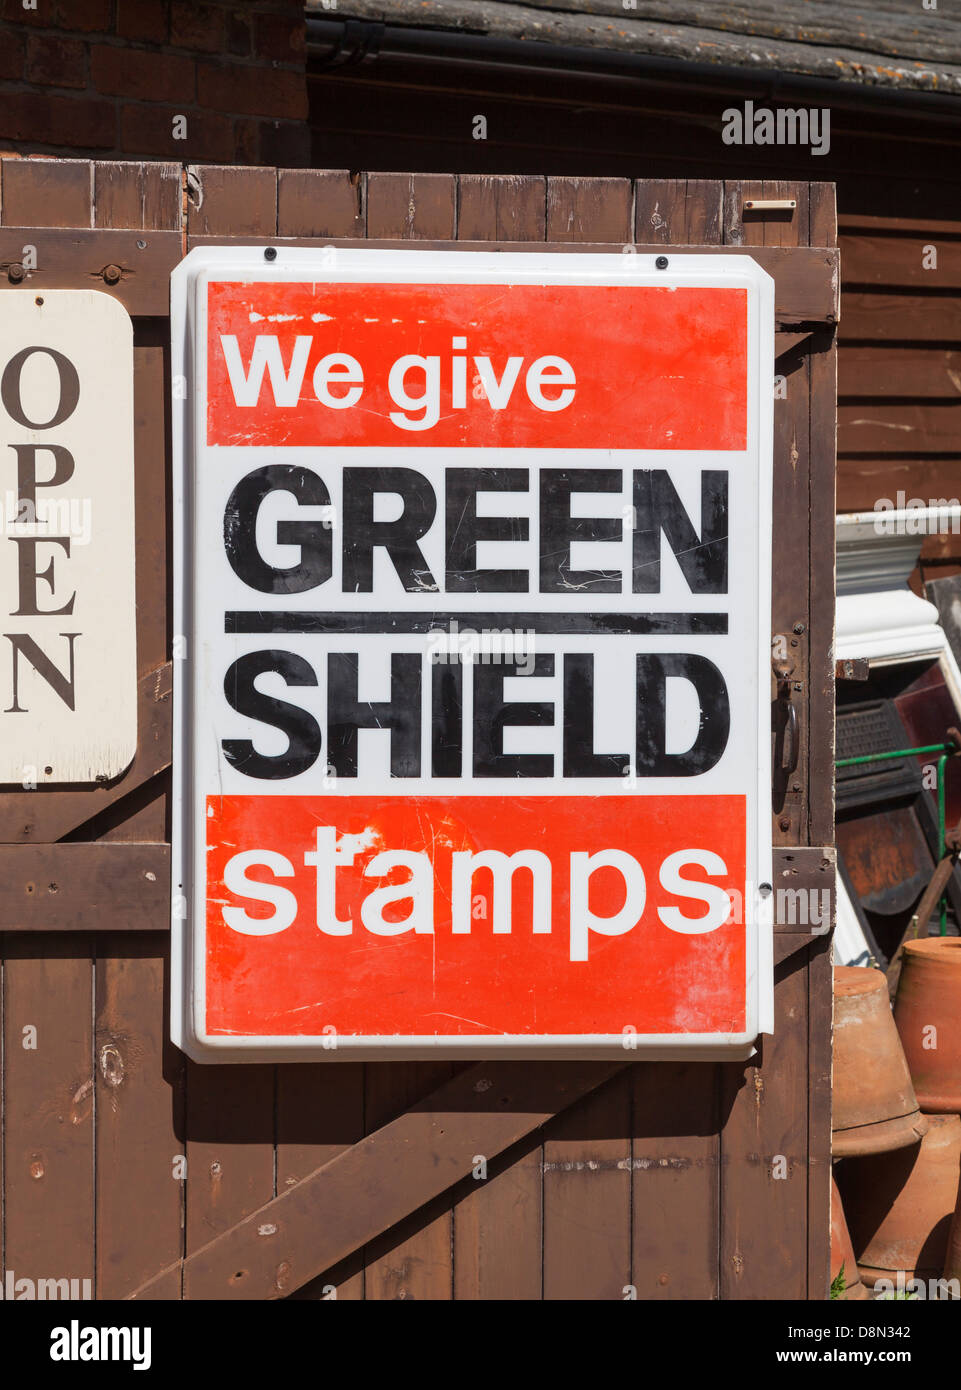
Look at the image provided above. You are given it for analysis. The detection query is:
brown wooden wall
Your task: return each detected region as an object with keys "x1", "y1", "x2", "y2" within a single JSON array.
[
  {"x1": 0, "y1": 159, "x2": 836, "y2": 1301},
  {"x1": 837, "y1": 214, "x2": 961, "y2": 586}
]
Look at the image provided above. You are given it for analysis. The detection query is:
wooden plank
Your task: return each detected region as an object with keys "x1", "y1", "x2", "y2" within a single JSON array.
[
  {"x1": 95, "y1": 935, "x2": 185, "y2": 1298},
  {"x1": 457, "y1": 174, "x2": 546, "y2": 241},
  {"x1": 366, "y1": 172, "x2": 455, "y2": 239},
  {"x1": 277, "y1": 168, "x2": 364, "y2": 238},
  {"x1": 543, "y1": 1073, "x2": 632, "y2": 1300},
  {"x1": 182, "y1": 234, "x2": 837, "y2": 323},
  {"x1": 841, "y1": 292, "x2": 961, "y2": 343},
  {"x1": 2, "y1": 935, "x2": 95, "y2": 1294},
  {"x1": 184, "y1": 1061, "x2": 276, "y2": 1250},
  {"x1": 94, "y1": 162, "x2": 181, "y2": 231},
  {"x1": 839, "y1": 346, "x2": 961, "y2": 399},
  {"x1": 839, "y1": 401, "x2": 961, "y2": 453},
  {"x1": 0, "y1": 661, "x2": 171, "y2": 844},
  {"x1": 679, "y1": 179, "x2": 725, "y2": 246},
  {"x1": 276, "y1": 1064, "x2": 366, "y2": 1300},
  {"x1": 452, "y1": 1133, "x2": 542, "y2": 1299},
  {"x1": 546, "y1": 176, "x2": 632, "y2": 243},
  {"x1": 1, "y1": 157, "x2": 91, "y2": 227},
  {"x1": 842, "y1": 233, "x2": 961, "y2": 290},
  {"x1": 632, "y1": 1062, "x2": 720, "y2": 1299},
  {"x1": 0, "y1": 843, "x2": 168, "y2": 932},
  {"x1": 187, "y1": 165, "x2": 277, "y2": 237},
  {"x1": 719, "y1": 948, "x2": 810, "y2": 1298},
  {"x1": 0, "y1": 227, "x2": 181, "y2": 316},
  {"x1": 839, "y1": 213, "x2": 961, "y2": 237},
  {"x1": 143, "y1": 164, "x2": 182, "y2": 233},
  {"x1": 634, "y1": 179, "x2": 723, "y2": 245},
  {"x1": 838, "y1": 457, "x2": 961, "y2": 512},
  {"x1": 129, "y1": 1061, "x2": 625, "y2": 1301}
]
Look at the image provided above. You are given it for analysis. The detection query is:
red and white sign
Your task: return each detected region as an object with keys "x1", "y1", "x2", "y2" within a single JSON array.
[{"x1": 171, "y1": 247, "x2": 774, "y2": 1060}]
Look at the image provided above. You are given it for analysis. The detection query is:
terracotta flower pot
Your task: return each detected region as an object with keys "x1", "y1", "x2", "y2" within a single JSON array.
[
  {"x1": 831, "y1": 1173, "x2": 870, "y2": 1299},
  {"x1": 837, "y1": 1113, "x2": 961, "y2": 1289},
  {"x1": 894, "y1": 937, "x2": 961, "y2": 1113},
  {"x1": 833, "y1": 966, "x2": 928, "y2": 1156}
]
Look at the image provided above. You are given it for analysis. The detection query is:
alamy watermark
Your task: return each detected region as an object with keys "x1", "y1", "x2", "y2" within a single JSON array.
[
  {"x1": 0, "y1": 491, "x2": 91, "y2": 544},
  {"x1": 873, "y1": 492, "x2": 961, "y2": 535},
  {"x1": 722, "y1": 100, "x2": 830, "y2": 157},
  {"x1": 1, "y1": 1269, "x2": 92, "y2": 1300},
  {"x1": 426, "y1": 620, "x2": 536, "y2": 674},
  {"x1": 875, "y1": 1271, "x2": 960, "y2": 1300}
]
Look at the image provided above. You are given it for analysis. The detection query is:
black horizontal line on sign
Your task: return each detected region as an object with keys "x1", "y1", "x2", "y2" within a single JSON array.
[{"x1": 224, "y1": 612, "x2": 729, "y2": 636}]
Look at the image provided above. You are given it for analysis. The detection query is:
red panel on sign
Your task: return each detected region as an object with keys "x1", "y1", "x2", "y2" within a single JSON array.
[
  {"x1": 205, "y1": 794, "x2": 747, "y2": 1038},
  {"x1": 205, "y1": 282, "x2": 747, "y2": 451}
]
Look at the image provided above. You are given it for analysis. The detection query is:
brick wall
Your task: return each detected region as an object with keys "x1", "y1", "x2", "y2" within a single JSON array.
[{"x1": 0, "y1": 0, "x2": 309, "y2": 164}]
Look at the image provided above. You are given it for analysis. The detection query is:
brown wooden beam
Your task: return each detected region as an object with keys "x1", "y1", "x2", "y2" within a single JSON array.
[
  {"x1": 0, "y1": 838, "x2": 834, "y2": 937},
  {"x1": 187, "y1": 235, "x2": 839, "y2": 326},
  {"x1": 773, "y1": 846, "x2": 836, "y2": 933},
  {"x1": 0, "y1": 228, "x2": 181, "y2": 316},
  {"x1": 0, "y1": 843, "x2": 169, "y2": 932},
  {"x1": 129, "y1": 1059, "x2": 627, "y2": 1300}
]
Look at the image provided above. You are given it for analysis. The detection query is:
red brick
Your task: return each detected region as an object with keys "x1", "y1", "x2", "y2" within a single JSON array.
[
  {"x1": 120, "y1": 101, "x2": 233, "y2": 162},
  {"x1": 91, "y1": 44, "x2": 195, "y2": 102},
  {"x1": 0, "y1": 90, "x2": 115, "y2": 149},
  {"x1": 169, "y1": 1, "x2": 223, "y2": 53},
  {"x1": 197, "y1": 59, "x2": 307, "y2": 119},
  {"x1": 116, "y1": 0, "x2": 168, "y2": 44},
  {"x1": 253, "y1": 13, "x2": 304, "y2": 62},
  {"x1": 54, "y1": 0, "x2": 111, "y2": 31},
  {"x1": 26, "y1": 34, "x2": 86, "y2": 88},
  {"x1": 0, "y1": 28, "x2": 25, "y2": 78},
  {"x1": 225, "y1": 8, "x2": 250, "y2": 57}
]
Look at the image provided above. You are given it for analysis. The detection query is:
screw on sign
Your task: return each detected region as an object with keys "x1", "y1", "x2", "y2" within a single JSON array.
[{"x1": 170, "y1": 248, "x2": 775, "y2": 1060}]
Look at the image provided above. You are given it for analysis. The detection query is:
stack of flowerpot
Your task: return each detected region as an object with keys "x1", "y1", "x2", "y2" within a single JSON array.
[
  {"x1": 832, "y1": 948, "x2": 961, "y2": 1298},
  {"x1": 895, "y1": 938, "x2": 961, "y2": 1290}
]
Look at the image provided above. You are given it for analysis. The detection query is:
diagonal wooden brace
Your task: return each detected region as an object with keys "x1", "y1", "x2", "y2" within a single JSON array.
[{"x1": 128, "y1": 1059, "x2": 627, "y2": 1300}]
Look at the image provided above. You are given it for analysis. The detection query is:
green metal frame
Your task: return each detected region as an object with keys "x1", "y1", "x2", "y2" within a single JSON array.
[{"x1": 836, "y1": 740, "x2": 957, "y2": 933}]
